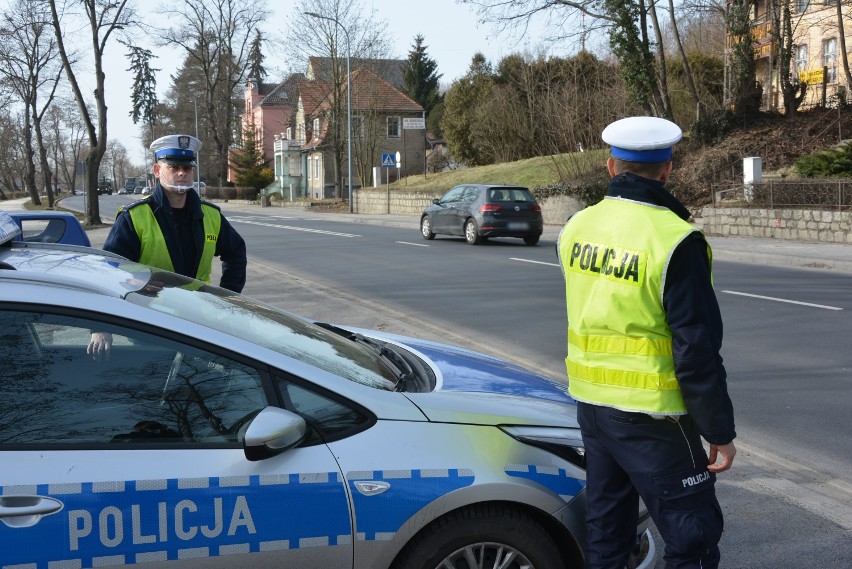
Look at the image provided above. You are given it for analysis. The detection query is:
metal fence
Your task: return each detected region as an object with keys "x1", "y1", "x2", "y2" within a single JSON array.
[{"x1": 711, "y1": 180, "x2": 852, "y2": 210}]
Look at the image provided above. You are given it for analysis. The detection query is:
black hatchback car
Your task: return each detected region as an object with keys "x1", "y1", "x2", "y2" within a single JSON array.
[{"x1": 420, "y1": 184, "x2": 544, "y2": 245}]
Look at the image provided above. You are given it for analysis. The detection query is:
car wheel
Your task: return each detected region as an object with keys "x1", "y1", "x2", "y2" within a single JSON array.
[
  {"x1": 421, "y1": 216, "x2": 436, "y2": 240},
  {"x1": 392, "y1": 504, "x2": 565, "y2": 569},
  {"x1": 464, "y1": 219, "x2": 481, "y2": 245},
  {"x1": 523, "y1": 235, "x2": 540, "y2": 246}
]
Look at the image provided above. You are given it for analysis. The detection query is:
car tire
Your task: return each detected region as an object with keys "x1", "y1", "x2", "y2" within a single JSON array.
[
  {"x1": 523, "y1": 235, "x2": 540, "y2": 246},
  {"x1": 464, "y1": 219, "x2": 481, "y2": 245},
  {"x1": 391, "y1": 504, "x2": 565, "y2": 569},
  {"x1": 421, "y1": 216, "x2": 436, "y2": 240}
]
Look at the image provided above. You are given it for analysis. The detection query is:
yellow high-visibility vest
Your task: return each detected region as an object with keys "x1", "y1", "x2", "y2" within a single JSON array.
[
  {"x1": 558, "y1": 196, "x2": 711, "y2": 415},
  {"x1": 126, "y1": 203, "x2": 221, "y2": 283}
]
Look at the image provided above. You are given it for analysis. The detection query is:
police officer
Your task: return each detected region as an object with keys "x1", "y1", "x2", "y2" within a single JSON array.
[
  {"x1": 89, "y1": 134, "x2": 247, "y2": 360},
  {"x1": 557, "y1": 116, "x2": 736, "y2": 569}
]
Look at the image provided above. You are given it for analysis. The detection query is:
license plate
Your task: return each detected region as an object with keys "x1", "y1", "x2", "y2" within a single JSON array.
[{"x1": 508, "y1": 222, "x2": 529, "y2": 230}]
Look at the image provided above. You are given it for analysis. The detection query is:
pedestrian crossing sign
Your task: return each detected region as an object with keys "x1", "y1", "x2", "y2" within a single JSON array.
[{"x1": 381, "y1": 153, "x2": 396, "y2": 167}]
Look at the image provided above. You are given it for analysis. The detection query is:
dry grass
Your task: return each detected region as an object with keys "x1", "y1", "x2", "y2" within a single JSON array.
[{"x1": 390, "y1": 149, "x2": 608, "y2": 192}]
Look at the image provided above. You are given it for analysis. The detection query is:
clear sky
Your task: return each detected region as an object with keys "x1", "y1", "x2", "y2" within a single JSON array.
[{"x1": 100, "y1": 0, "x2": 557, "y2": 165}]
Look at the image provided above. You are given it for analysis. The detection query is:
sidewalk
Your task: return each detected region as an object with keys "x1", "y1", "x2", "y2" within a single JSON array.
[{"x1": 4, "y1": 196, "x2": 852, "y2": 273}]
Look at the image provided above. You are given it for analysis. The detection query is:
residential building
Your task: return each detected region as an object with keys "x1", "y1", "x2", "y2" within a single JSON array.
[
  {"x1": 747, "y1": 0, "x2": 852, "y2": 111},
  {"x1": 234, "y1": 59, "x2": 426, "y2": 200},
  {"x1": 228, "y1": 76, "x2": 301, "y2": 186},
  {"x1": 297, "y1": 67, "x2": 425, "y2": 199}
]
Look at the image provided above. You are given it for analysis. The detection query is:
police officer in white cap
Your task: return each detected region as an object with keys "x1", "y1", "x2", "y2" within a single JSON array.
[
  {"x1": 89, "y1": 134, "x2": 247, "y2": 359},
  {"x1": 557, "y1": 117, "x2": 736, "y2": 569}
]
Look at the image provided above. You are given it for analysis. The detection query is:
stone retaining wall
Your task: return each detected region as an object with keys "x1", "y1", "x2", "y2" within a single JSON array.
[
  {"x1": 694, "y1": 207, "x2": 852, "y2": 244},
  {"x1": 352, "y1": 188, "x2": 583, "y2": 225},
  {"x1": 248, "y1": 191, "x2": 852, "y2": 244}
]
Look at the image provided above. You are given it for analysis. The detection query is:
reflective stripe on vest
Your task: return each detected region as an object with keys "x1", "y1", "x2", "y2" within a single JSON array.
[
  {"x1": 558, "y1": 196, "x2": 711, "y2": 415},
  {"x1": 127, "y1": 203, "x2": 221, "y2": 283}
]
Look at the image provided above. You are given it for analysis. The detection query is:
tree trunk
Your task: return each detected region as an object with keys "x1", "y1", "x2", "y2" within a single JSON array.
[
  {"x1": 668, "y1": 0, "x2": 704, "y2": 120},
  {"x1": 837, "y1": 0, "x2": 852, "y2": 102},
  {"x1": 646, "y1": 0, "x2": 673, "y2": 119}
]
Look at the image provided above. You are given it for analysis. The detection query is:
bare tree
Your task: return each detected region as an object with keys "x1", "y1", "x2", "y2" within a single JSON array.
[
  {"x1": 104, "y1": 138, "x2": 129, "y2": 189},
  {"x1": 0, "y1": 110, "x2": 27, "y2": 199},
  {"x1": 156, "y1": 0, "x2": 267, "y2": 187},
  {"x1": 46, "y1": 0, "x2": 133, "y2": 225},
  {"x1": 45, "y1": 100, "x2": 87, "y2": 195},
  {"x1": 460, "y1": 0, "x2": 706, "y2": 121},
  {"x1": 0, "y1": 0, "x2": 63, "y2": 207}
]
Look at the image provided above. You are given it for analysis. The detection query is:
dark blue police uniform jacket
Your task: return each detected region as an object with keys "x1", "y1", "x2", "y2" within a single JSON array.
[{"x1": 103, "y1": 184, "x2": 247, "y2": 293}]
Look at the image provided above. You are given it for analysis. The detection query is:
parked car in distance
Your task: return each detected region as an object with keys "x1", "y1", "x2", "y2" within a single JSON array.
[
  {"x1": 421, "y1": 184, "x2": 544, "y2": 245},
  {"x1": 3, "y1": 210, "x2": 90, "y2": 246},
  {"x1": 0, "y1": 212, "x2": 657, "y2": 569}
]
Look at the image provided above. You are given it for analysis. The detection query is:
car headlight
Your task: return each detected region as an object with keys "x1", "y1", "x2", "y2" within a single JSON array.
[{"x1": 500, "y1": 425, "x2": 586, "y2": 469}]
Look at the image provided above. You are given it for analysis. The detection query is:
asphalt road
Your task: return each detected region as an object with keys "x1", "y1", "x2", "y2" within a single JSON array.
[{"x1": 72, "y1": 196, "x2": 852, "y2": 567}]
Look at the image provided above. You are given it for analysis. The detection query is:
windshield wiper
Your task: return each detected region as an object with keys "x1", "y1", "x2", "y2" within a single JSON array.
[
  {"x1": 353, "y1": 334, "x2": 416, "y2": 391},
  {"x1": 314, "y1": 323, "x2": 416, "y2": 391}
]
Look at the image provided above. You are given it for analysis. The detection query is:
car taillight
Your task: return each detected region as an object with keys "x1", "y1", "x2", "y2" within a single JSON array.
[
  {"x1": 480, "y1": 204, "x2": 502, "y2": 213},
  {"x1": 531, "y1": 204, "x2": 541, "y2": 212}
]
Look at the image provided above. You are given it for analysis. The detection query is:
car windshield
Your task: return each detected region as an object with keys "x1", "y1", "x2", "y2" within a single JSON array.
[{"x1": 125, "y1": 271, "x2": 399, "y2": 390}]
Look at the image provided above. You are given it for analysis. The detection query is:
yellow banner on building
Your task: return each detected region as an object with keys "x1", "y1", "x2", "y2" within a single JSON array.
[{"x1": 799, "y1": 69, "x2": 824, "y2": 85}]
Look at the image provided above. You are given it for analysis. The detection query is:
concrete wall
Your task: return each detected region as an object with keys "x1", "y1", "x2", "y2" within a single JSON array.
[{"x1": 694, "y1": 207, "x2": 852, "y2": 244}]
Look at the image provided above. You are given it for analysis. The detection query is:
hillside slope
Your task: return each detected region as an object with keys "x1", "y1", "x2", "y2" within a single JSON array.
[{"x1": 674, "y1": 108, "x2": 852, "y2": 207}]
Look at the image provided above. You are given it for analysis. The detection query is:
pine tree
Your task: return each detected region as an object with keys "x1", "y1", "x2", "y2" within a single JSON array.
[
  {"x1": 247, "y1": 30, "x2": 267, "y2": 82},
  {"x1": 402, "y1": 35, "x2": 442, "y2": 118},
  {"x1": 229, "y1": 121, "x2": 273, "y2": 190},
  {"x1": 126, "y1": 45, "x2": 160, "y2": 127}
]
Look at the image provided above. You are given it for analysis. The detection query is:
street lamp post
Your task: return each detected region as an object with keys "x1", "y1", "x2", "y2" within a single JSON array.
[
  {"x1": 305, "y1": 11, "x2": 353, "y2": 213},
  {"x1": 194, "y1": 98, "x2": 201, "y2": 189}
]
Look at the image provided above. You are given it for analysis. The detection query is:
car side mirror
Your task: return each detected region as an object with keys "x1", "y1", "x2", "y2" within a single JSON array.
[
  {"x1": 242, "y1": 406, "x2": 307, "y2": 461},
  {"x1": 432, "y1": 198, "x2": 440, "y2": 205}
]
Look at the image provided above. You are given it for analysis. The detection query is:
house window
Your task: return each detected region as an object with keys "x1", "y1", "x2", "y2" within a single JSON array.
[
  {"x1": 297, "y1": 124, "x2": 305, "y2": 144},
  {"x1": 824, "y1": 38, "x2": 838, "y2": 83},
  {"x1": 795, "y1": 0, "x2": 808, "y2": 12},
  {"x1": 312, "y1": 118, "x2": 320, "y2": 140},
  {"x1": 351, "y1": 115, "x2": 364, "y2": 139},
  {"x1": 794, "y1": 44, "x2": 808, "y2": 80},
  {"x1": 286, "y1": 127, "x2": 292, "y2": 140},
  {"x1": 387, "y1": 116, "x2": 401, "y2": 138},
  {"x1": 314, "y1": 156, "x2": 321, "y2": 180}
]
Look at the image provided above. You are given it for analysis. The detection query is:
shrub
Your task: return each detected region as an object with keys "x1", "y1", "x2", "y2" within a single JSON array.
[{"x1": 795, "y1": 143, "x2": 852, "y2": 177}]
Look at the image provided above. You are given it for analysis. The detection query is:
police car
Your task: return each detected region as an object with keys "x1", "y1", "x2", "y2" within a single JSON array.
[{"x1": 0, "y1": 211, "x2": 656, "y2": 569}]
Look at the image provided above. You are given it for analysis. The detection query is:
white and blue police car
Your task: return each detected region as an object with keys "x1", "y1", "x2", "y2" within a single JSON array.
[{"x1": 0, "y1": 210, "x2": 656, "y2": 569}]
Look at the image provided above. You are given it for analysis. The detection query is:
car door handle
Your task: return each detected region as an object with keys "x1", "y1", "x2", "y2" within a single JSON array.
[{"x1": 0, "y1": 495, "x2": 64, "y2": 528}]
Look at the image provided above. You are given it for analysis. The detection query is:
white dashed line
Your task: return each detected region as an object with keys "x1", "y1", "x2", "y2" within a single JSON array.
[
  {"x1": 510, "y1": 257, "x2": 560, "y2": 267},
  {"x1": 721, "y1": 290, "x2": 843, "y2": 311},
  {"x1": 230, "y1": 218, "x2": 360, "y2": 238},
  {"x1": 396, "y1": 241, "x2": 430, "y2": 247}
]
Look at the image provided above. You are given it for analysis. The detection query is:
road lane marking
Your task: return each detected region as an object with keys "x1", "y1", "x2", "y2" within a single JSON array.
[
  {"x1": 510, "y1": 257, "x2": 560, "y2": 267},
  {"x1": 230, "y1": 218, "x2": 360, "y2": 238},
  {"x1": 721, "y1": 290, "x2": 842, "y2": 311},
  {"x1": 396, "y1": 241, "x2": 430, "y2": 247}
]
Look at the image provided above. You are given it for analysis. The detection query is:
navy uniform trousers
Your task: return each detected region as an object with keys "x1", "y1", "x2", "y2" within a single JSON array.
[{"x1": 577, "y1": 402, "x2": 724, "y2": 569}]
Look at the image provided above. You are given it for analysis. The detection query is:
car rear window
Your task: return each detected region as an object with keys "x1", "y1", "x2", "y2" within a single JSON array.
[{"x1": 488, "y1": 188, "x2": 535, "y2": 202}]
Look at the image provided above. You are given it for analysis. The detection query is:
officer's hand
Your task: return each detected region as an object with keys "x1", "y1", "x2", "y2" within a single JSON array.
[
  {"x1": 87, "y1": 332, "x2": 113, "y2": 361},
  {"x1": 707, "y1": 441, "x2": 737, "y2": 473}
]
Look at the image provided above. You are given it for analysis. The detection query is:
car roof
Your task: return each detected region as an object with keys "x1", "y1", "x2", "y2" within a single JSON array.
[{"x1": 0, "y1": 241, "x2": 150, "y2": 298}]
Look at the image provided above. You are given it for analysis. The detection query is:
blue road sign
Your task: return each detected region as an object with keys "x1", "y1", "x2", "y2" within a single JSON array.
[{"x1": 381, "y1": 153, "x2": 396, "y2": 168}]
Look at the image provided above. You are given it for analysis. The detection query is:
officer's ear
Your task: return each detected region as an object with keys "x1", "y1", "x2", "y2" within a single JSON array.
[{"x1": 606, "y1": 157, "x2": 617, "y2": 178}]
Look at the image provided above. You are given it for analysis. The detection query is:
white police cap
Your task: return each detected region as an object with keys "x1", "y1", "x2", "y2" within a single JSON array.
[
  {"x1": 601, "y1": 116, "x2": 682, "y2": 163},
  {"x1": 150, "y1": 134, "x2": 201, "y2": 165}
]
